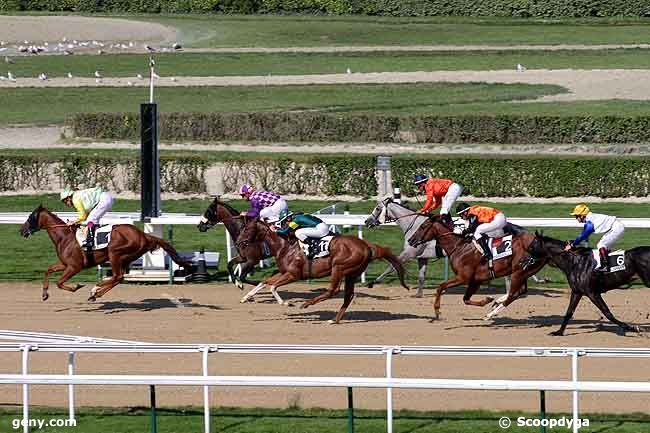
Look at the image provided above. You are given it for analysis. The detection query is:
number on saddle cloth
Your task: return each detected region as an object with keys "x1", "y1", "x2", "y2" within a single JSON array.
[
  {"x1": 300, "y1": 236, "x2": 334, "y2": 259},
  {"x1": 489, "y1": 235, "x2": 514, "y2": 261},
  {"x1": 593, "y1": 250, "x2": 626, "y2": 273},
  {"x1": 75, "y1": 224, "x2": 112, "y2": 250}
]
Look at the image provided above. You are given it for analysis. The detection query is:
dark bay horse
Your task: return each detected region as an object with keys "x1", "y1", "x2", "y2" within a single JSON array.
[
  {"x1": 236, "y1": 219, "x2": 409, "y2": 323},
  {"x1": 20, "y1": 205, "x2": 193, "y2": 301},
  {"x1": 197, "y1": 198, "x2": 268, "y2": 289},
  {"x1": 408, "y1": 215, "x2": 546, "y2": 320},
  {"x1": 527, "y1": 233, "x2": 650, "y2": 335}
]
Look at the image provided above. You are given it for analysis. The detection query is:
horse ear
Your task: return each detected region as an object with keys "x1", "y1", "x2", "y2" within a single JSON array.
[{"x1": 535, "y1": 230, "x2": 539, "y2": 237}]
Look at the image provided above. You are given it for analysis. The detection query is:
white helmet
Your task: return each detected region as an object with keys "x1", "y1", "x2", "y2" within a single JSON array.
[{"x1": 60, "y1": 187, "x2": 74, "y2": 201}]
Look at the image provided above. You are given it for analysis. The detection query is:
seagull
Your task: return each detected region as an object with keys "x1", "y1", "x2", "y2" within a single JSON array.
[
  {"x1": 127, "y1": 81, "x2": 134, "y2": 86},
  {"x1": 95, "y1": 78, "x2": 102, "y2": 84},
  {"x1": 67, "y1": 72, "x2": 73, "y2": 78},
  {"x1": 38, "y1": 73, "x2": 48, "y2": 81},
  {"x1": 172, "y1": 42, "x2": 182, "y2": 50},
  {"x1": 517, "y1": 63, "x2": 526, "y2": 72},
  {"x1": 8, "y1": 71, "x2": 15, "y2": 81},
  {"x1": 144, "y1": 44, "x2": 156, "y2": 52},
  {"x1": 97, "y1": 50, "x2": 104, "y2": 55},
  {"x1": 346, "y1": 68, "x2": 351, "y2": 74},
  {"x1": 5, "y1": 56, "x2": 14, "y2": 64},
  {"x1": 94, "y1": 70, "x2": 102, "y2": 78},
  {"x1": 63, "y1": 50, "x2": 73, "y2": 56},
  {"x1": 170, "y1": 77, "x2": 177, "y2": 82},
  {"x1": 136, "y1": 73, "x2": 143, "y2": 80}
]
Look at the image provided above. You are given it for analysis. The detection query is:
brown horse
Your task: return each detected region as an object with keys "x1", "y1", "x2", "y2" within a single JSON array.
[
  {"x1": 197, "y1": 198, "x2": 268, "y2": 290},
  {"x1": 20, "y1": 205, "x2": 193, "y2": 301},
  {"x1": 236, "y1": 219, "x2": 409, "y2": 323},
  {"x1": 408, "y1": 215, "x2": 546, "y2": 320}
]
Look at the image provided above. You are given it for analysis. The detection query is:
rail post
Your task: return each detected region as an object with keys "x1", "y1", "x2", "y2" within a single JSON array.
[
  {"x1": 68, "y1": 352, "x2": 75, "y2": 422},
  {"x1": 168, "y1": 225, "x2": 174, "y2": 285},
  {"x1": 357, "y1": 225, "x2": 365, "y2": 283},
  {"x1": 202, "y1": 346, "x2": 211, "y2": 433},
  {"x1": 347, "y1": 387, "x2": 355, "y2": 433},
  {"x1": 572, "y1": 350, "x2": 581, "y2": 433},
  {"x1": 384, "y1": 347, "x2": 395, "y2": 433},
  {"x1": 225, "y1": 232, "x2": 233, "y2": 282},
  {"x1": 21, "y1": 344, "x2": 30, "y2": 433},
  {"x1": 539, "y1": 390, "x2": 546, "y2": 433},
  {"x1": 150, "y1": 385, "x2": 157, "y2": 433}
]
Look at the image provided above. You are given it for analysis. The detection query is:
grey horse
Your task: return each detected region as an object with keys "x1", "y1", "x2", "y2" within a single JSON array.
[{"x1": 365, "y1": 197, "x2": 446, "y2": 297}]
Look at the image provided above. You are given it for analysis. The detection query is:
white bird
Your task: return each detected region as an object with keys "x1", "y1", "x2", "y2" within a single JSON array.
[
  {"x1": 172, "y1": 42, "x2": 182, "y2": 50},
  {"x1": 127, "y1": 81, "x2": 134, "y2": 86},
  {"x1": 94, "y1": 70, "x2": 102, "y2": 78},
  {"x1": 517, "y1": 63, "x2": 526, "y2": 72},
  {"x1": 170, "y1": 77, "x2": 177, "y2": 82},
  {"x1": 38, "y1": 73, "x2": 48, "y2": 80},
  {"x1": 18, "y1": 46, "x2": 27, "y2": 53},
  {"x1": 97, "y1": 49, "x2": 104, "y2": 55},
  {"x1": 8, "y1": 71, "x2": 15, "y2": 81},
  {"x1": 136, "y1": 73, "x2": 143, "y2": 80},
  {"x1": 144, "y1": 44, "x2": 156, "y2": 52},
  {"x1": 346, "y1": 68, "x2": 351, "y2": 74},
  {"x1": 95, "y1": 78, "x2": 102, "y2": 84},
  {"x1": 5, "y1": 56, "x2": 14, "y2": 64},
  {"x1": 63, "y1": 50, "x2": 73, "y2": 56},
  {"x1": 62, "y1": 37, "x2": 67, "y2": 42},
  {"x1": 128, "y1": 41, "x2": 134, "y2": 48},
  {"x1": 67, "y1": 72, "x2": 73, "y2": 78}
]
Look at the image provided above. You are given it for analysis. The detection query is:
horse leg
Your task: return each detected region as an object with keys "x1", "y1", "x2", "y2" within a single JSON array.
[
  {"x1": 486, "y1": 275, "x2": 525, "y2": 320},
  {"x1": 302, "y1": 269, "x2": 343, "y2": 309},
  {"x1": 587, "y1": 292, "x2": 639, "y2": 333},
  {"x1": 462, "y1": 280, "x2": 492, "y2": 307},
  {"x1": 550, "y1": 291, "x2": 583, "y2": 336},
  {"x1": 241, "y1": 281, "x2": 267, "y2": 303},
  {"x1": 56, "y1": 265, "x2": 85, "y2": 293},
  {"x1": 42, "y1": 262, "x2": 65, "y2": 301},
  {"x1": 227, "y1": 256, "x2": 246, "y2": 289},
  {"x1": 433, "y1": 276, "x2": 464, "y2": 319},
  {"x1": 368, "y1": 264, "x2": 393, "y2": 288},
  {"x1": 415, "y1": 258, "x2": 428, "y2": 298},
  {"x1": 331, "y1": 275, "x2": 357, "y2": 324},
  {"x1": 265, "y1": 272, "x2": 299, "y2": 306},
  {"x1": 238, "y1": 258, "x2": 261, "y2": 289},
  {"x1": 89, "y1": 262, "x2": 126, "y2": 301},
  {"x1": 494, "y1": 276, "x2": 511, "y2": 305}
]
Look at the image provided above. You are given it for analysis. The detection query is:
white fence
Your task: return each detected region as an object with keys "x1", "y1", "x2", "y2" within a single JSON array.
[{"x1": 2, "y1": 331, "x2": 650, "y2": 433}]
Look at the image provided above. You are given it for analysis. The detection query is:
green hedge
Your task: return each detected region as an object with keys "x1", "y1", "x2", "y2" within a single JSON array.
[
  {"x1": 70, "y1": 112, "x2": 650, "y2": 144},
  {"x1": 2, "y1": 152, "x2": 649, "y2": 198},
  {"x1": 3, "y1": 0, "x2": 650, "y2": 16}
]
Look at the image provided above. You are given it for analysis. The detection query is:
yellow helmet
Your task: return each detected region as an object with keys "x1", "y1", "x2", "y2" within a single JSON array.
[{"x1": 570, "y1": 203, "x2": 590, "y2": 216}]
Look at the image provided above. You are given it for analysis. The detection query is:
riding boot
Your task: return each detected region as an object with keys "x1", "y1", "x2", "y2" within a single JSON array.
[
  {"x1": 596, "y1": 247, "x2": 610, "y2": 272},
  {"x1": 307, "y1": 238, "x2": 319, "y2": 260},
  {"x1": 83, "y1": 225, "x2": 95, "y2": 253},
  {"x1": 478, "y1": 236, "x2": 492, "y2": 261}
]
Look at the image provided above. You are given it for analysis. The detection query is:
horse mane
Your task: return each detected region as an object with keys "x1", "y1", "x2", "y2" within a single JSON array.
[
  {"x1": 213, "y1": 198, "x2": 239, "y2": 215},
  {"x1": 538, "y1": 234, "x2": 593, "y2": 257},
  {"x1": 38, "y1": 206, "x2": 64, "y2": 224}
]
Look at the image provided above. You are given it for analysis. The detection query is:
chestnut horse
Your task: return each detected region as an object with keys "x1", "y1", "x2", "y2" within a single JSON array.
[
  {"x1": 197, "y1": 198, "x2": 267, "y2": 289},
  {"x1": 20, "y1": 205, "x2": 193, "y2": 301},
  {"x1": 236, "y1": 219, "x2": 408, "y2": 323},
  {"x1": 408, "y1": 215, "x2": 546, "y2": 320}
]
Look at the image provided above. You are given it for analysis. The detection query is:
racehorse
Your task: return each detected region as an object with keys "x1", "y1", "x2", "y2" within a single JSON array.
[
  {"x1": 20, "y1": 205, "x2": 193, "y2": 301},
  {"x1": 408, "y1": 215, "x2": 546, "y2": 320},
  {"x1": 365, "y1": 197, "x2": 444, "y2": 297},
  {"x1": 197, "y1": 198, "x2": 268, "y2": 289},
  {"x1": 236, "y1": 219, "x2": 409, "y2": 323},
  {"x1": 527, "y1": 233, "x2": 650, "y2": 335}
]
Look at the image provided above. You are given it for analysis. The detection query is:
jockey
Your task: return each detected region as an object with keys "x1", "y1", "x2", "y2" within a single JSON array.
[
  {"x1": 565, "y1": 204, "x2": 625, "y2": 272},
  {"x1": 60, "y1": 186, "x2": 113, "y2": 252},
  {"x1": 413, "y1": 174, "x2": 463, "y2": 220},
  {"x1": 239, "y1": 184, "x2": 288, "y2": 223},
  {"x1": 456, "y1": 203, "x2": 507, "y2": 261},
  {"x1": 275, "y1": 209, "x2": 330, "y2": 259}
]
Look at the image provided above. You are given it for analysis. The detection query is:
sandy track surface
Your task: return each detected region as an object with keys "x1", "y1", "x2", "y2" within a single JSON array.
[
  {"x1": 0, "y1": 16, "x2": 176, "y2": 46},
  {"x1": 1, "y1": 281, "x2": 650, "y2": 413},
  {"x1": 2, "y1": 69, "x2": 650, "y2": 101}
]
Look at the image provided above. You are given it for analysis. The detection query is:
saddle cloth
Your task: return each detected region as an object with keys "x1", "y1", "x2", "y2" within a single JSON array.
[
  {"x1": 592, "y1": 249, "x2": 625, "y2": 273},
  {"x1": 299, "y1": 236, "x2": 334, "y2": 259},
  {"x1": 473, "y1": 235, "x2": 513, "y2": 260},
  {"x1": 75, "y1": 225, "x2": 112, "y2": 250}
]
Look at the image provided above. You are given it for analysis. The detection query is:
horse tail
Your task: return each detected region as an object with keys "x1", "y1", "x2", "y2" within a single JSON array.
[
  {"x1": 367, "y1": 242, "x2": 409, "y2": 291},
  {"x1": 630, "y1": 246, "x2": 650, "y2": 286},
  {"x1": 146, "y1": 235, "x2": 194, "y2": 270}
]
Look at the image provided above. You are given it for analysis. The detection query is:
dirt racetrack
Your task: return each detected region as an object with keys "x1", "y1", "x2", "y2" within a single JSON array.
[{"x1": 1, "y1": 281, "x2": 650, "y2": 414}]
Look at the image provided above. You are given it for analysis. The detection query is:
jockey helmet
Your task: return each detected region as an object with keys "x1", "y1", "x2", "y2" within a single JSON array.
[
  {"x1": 60, "y1": 187, "x2": 74, "y2": 201},
  {"x1": 413, "y1": 174, "x2": 428, "y2": 185},
  {"x1": 570, "y1": 203, "x2": 590, "y2": 217},
  {"x1": 278, "y1": 209, "x2": 293, "y2": 222},
  {"x1": 239, "y1": 184, "x2": 253, "y2": 195},
  {"x1": 456, "y1": 203, "x2": 471, "y2": 215}
]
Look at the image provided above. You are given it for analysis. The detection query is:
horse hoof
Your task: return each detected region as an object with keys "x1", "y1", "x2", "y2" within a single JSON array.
[
  {"x1": 235, "y1": 281, "x2": 244, "y2": 291},
  {"x1": 327, "y1": 319, "x2": 339, "y2": 325},
  {"x1": 301, "y1": 302, "x2": 311, "y2": 309},
  {"x1": 87, "y1": 296, "x2": 96, "y2": 302},
  {"x1": 549, "y1": 330, "x2": 563, "y2": 336},
  {"x1": 42, "y1": 292, "x2": 49, "y2": 301},
  {"x1": 366, "y1": 282, "x2": 374, "y2": 288},
  {"x1": 286, "y1": 302, "x2": 295, "y2": 307},
  {"x1": 239, "y1": 298, "x2": 249, "y2": 303}
]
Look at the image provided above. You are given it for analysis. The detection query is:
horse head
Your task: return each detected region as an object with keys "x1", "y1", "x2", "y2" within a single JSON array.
[
  {"x1": 20, "y1": 205, "x2": 45, "y2": 238},
  {"x1": 407, "y1": 214, "x2": 453, "y2": 247},
  {"x1": 197, "y1": 197, "x2": 238, "y2": 232},
  {"x1": 365, "y1": 196, "x2": 393, "y2": 228}
]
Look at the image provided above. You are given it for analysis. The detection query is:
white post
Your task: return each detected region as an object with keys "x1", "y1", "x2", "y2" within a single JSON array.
[
  {"x1": 202, "y1": 347, "x2": 210, "y2": 433},
  {"x1": 68, "y1": 352, "x2": 75, "y2": 422},
  {"x1": 149, "y1": 57, "x2": 155, "y2": 104},
  {"x1": 357, "y1": 225, "x2": 366, "y2": 283},
  {"x1": 226, "y1": 231, "x2": 233, "y2": 282},
  {"x1": 572, "y1": 350, "x2": 579, "y2": 433},
  {"x1": 21, "y1": 345, "x2": 30, "y2": 433},
  {"x1": 385, "y1": 348, "x2": 393, "y2": 433}
]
